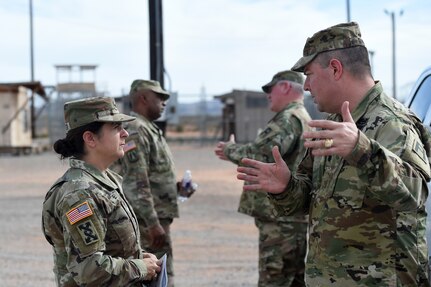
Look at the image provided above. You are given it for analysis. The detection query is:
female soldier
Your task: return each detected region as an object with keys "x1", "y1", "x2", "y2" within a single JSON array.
[{"x1": 42, "y1": 97, "x2": 161, "y2": 286}]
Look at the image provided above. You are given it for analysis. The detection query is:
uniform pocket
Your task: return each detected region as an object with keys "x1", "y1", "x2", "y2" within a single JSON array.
[{"x1": 329, "y1": 164, "x2": 367, "y2": 210}]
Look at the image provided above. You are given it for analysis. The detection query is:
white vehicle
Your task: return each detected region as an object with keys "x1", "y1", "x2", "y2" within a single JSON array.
[{"x1": 404, "y1": 66, "x2": 431, "y2": 275}]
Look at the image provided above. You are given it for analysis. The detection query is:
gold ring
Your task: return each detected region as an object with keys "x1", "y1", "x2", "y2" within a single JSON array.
[{"x1": 324, "y1": 138, "x2": 333, "y2": 148}]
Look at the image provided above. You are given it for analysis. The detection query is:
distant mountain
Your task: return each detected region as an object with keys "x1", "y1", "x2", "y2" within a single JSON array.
[{"x1": 177, "y1": 99, "x2": 223, "y2": 116}]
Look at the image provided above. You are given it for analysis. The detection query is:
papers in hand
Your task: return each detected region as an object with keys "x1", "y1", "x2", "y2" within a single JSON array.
[{"x1": 149, "y1": 254, "x2": 168, "y2": 287}]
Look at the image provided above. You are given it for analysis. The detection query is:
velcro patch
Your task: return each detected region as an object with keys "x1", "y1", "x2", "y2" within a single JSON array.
[
  {"x1": 66, "y1": 201, "x2": 93, "y2": 225},
  {"x1": 126, "y1": 149, "x2": 139, "y2": 162},
  {"x1": 123, "y1": 140, "x2": 137, "y2": 153},
  {"x1": 77, "y1": 220, "x2": 99, "y2": 245},
  {"x1": 413, "y1": 139, "x2": 428, "y2": 164},
  {"x1": 404, "y1": 130, "x2": 431, "y2": 178}
]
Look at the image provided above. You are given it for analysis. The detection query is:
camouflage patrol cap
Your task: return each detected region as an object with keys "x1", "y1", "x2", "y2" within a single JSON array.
[
  {"x1": 292, "y1": 22, "x2": 366, "y2": 72},
  {"x1": 262, "y1": 70, "x2": 304, "y2": 93},
  {"x1": 129, "y1": 79, "x2": 170, "y2": 100},
  {"x1": 64, "y1": 97, "x2": 135, "y2": 132}
]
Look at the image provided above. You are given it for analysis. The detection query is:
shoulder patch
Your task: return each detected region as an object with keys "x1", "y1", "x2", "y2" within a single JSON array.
[
  {"x1": 66, "y1": 201, "x2": 94, "y2": 225},
  {"x1": 77, "y1": 220, "x2": 99, "y2": 245},
  {"x1": 126, "y1": 149, "x2": 139, "y2": 162},
  {"x1": 123, "y1": 140, "x2": 137, "y2": 153}
]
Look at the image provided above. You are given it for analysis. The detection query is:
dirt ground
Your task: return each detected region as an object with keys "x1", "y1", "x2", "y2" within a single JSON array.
[{"x1": 0, "y1": 143, "x2": 259, "y2": 287}]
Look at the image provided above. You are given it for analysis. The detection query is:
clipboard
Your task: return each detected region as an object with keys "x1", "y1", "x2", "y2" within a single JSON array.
[{"x1": 148, "y1": 253, "x2": 168, "y2": 287}]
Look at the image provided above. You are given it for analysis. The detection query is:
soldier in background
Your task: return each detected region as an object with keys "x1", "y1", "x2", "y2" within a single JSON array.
[
  {"x1": 215, "y1": 70, "x2": 311, "y2": 286},
  {"x1": 42, "y1": 97, "x2": 161, "y2": 286},
  {"x1": 114, "y1": 80, "x2": 180, "y2": 287},
  {"x1": 237, "y1": 22, "x2": 431, "y2": 286}
]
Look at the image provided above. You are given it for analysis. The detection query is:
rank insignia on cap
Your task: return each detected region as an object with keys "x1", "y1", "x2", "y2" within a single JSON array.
[
  {"x1": 67, "y1": 201, "x2": 94, "y2": 225},
  {"x1": 123, "y1": 140, "x2": 137, "y2": 153}
]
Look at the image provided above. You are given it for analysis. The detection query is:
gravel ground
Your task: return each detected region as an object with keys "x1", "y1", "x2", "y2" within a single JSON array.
[{"x1": 0, "y1": 143, "x2": 258, "y2": 287}]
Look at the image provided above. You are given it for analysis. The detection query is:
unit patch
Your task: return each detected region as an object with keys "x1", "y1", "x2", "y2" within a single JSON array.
[
  {"x1": 77, "y1": 220, "x2": 99, "y2": 245},
  {"x1": 126, "y1": 149, "x2": 139, "y2": 162},
  {"x1": 66, "y1": 201, "x2": 93, "y2": 225}
]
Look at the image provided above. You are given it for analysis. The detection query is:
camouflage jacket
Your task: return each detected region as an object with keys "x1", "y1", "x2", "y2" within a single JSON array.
[
  {"x1": 224, "y1": 101, "x2": 311, "y2": 222},
  {"x1": 271, "y1": 82, "x2": 431, "y2": 286},
  {"x1": 116, "y1": 112, "x2": 179, "y2": 228},
  {"x1": 42, "y1": 159, "x2": 148, "y2": 287}
]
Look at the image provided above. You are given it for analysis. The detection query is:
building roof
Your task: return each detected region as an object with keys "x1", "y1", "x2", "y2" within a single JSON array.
[
  {"x1": 214, "y1": 89, "x2": 265, "y2": 100},
  {"x1": 0, "y1": 81, "x2": 48, "y2": 100}
]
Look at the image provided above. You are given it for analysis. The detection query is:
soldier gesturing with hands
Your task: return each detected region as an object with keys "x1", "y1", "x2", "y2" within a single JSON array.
[
  {"x1": 238, "y1": 22, "x2": 431, "y2": 286},
  {"x1": 238, "y1": 102, "x2": 358, "y2": 194},
  {"x1": 303, "y1": 101, "x2": 358, "y2": 157}
]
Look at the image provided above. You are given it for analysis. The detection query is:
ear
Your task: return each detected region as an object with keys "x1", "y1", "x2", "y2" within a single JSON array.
[
  {"x1": 139, "y1": 92, "x2": 147, "y2": 103},
  {"x1": 329, "y1": 59, "x2": 343, "y2": 80},
  {"x1": 82, "y1": 131, "x2": 97, "y2": 149},
  {"x1": 281, "y1": 81, "x2": 291, "y2": 94},
  {"x1": 285, "y1": 81, "x2": 292, "y2": 94}
]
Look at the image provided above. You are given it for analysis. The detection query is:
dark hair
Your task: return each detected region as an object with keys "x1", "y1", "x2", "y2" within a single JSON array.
[
  {"x1": 315, "y1": 46, "x2": 372, "y2": 79},
  {"x1": 53, "y1": 122, "x2": 104, "y2": 159}
]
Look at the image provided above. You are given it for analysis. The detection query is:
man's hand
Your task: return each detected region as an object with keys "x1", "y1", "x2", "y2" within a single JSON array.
[
  {"x1": 303, "y1": 101, "x2": 358, "y2": 157},
  {"x1": 149, "y1": 224, "x2": 166, "y2": 249},
  {"x1": 237, "y1": 146, "x2": 291, "y2": 194},
  {"x1": 214, "y1": 134, "x2": 235, "y2": 161},
  {"x1": 177, "y1": 181, "x2": 198, "y2": 198},
  {"x1": 142, "y1": 253, "x2": 162, "y2": 280}
]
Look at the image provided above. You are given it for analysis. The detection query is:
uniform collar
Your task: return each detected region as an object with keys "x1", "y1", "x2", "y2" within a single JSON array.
[
  {"x1": 350, "y1": 81, "x2": 383, "y2": 122},
  {"x1": 328, "y1": 81, "x2": 382, "y2": 123},
  {"x1": 130, "y1": 111, "x2": 162, "y2": 134},
  {"x1": 69, "y1": 158, "x2": 119, "y2": 190},
  {"x1": 273, "y1": 101, "x2": 304, "y2": 119}
]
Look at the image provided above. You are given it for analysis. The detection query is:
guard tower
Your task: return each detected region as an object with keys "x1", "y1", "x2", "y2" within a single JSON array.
[{"x1": 48, "y1": 64, "x2": 99, "y2": 144}]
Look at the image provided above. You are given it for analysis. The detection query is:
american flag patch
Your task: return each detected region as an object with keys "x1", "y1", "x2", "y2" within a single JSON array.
[
  {"x1": 123, "y1": 140, "x2": 137, "y2": 152},
  {"x1": 66, "y1": 201, "x2": 93, "y2": 225}
]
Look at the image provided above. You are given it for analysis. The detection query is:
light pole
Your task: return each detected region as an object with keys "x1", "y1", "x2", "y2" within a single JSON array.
[
  {"x1": 29, "y1": 0, "x2": 34, "y2": 81},
  {"x1": 384, "y1": 9, "x2": 403, "y2": 100},
  {"x1": 29, "y1": 0, "x2": 36, "y2": 138},
  {"x1": 369, "y1": 50, "x2": 375, "y2": 75},
  {"x1": 346, "y1": 0, "x2": 351, "y2": 22}
]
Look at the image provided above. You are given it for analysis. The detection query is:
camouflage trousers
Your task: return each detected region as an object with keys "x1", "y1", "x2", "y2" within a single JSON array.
[
  {"x1": 140, "y1": 218, "x2": 175, "y2": 287},
  {"x1": 255, "y1": 218, "x2": 307, "y2": 287}
]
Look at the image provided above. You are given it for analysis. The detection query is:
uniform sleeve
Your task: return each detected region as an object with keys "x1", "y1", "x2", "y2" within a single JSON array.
[
  {"x1": 58, "y1": 187, "x2": 148, "y2": 286},
  {"x1": 269, "y1": 147, "x2": 314, "y2": 216},
  {"x1": 271, "y1": 118, "x2": 431, "y2": 215},
  {"x1": 121, "y1": 132, "x2": 159, "y2": 227},
  {"x1": 224, "y1": 115, "x2": 301, "y2": 165},
  {"x1": 345, "y1": 120, "x2": 430, "y2": 211}
]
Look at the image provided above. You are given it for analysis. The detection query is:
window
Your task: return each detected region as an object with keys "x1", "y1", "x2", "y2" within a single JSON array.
[
  {"x1": 246, "y1": 96, "x2": 267, "y2": 108},
  {"x1": 409, "y1": 75, "x2": 431, "y2": 121}
]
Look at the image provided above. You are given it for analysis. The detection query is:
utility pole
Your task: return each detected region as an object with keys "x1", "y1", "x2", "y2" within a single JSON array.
[
  {"x1": 149, "y1": 0, "x2": 164, "y2": 88},
  {"x1": 29, "y1": 0, "x2": 36, "y2": 138},
  {"x1": 30, "y1": 0, "x2": 34, "y2": 81},
  {"x1": 346, "y1": 0, "x2": 351, "y2": 22},
  {"x1": 369, "y1": 50, "x2": 375, "y2": 75},
  {"x1": 384, "y1": 9, "x2": 403, "y2": 100},
  {"x1": 149, "y1": 0, "x2": 167, "y2": 133}
]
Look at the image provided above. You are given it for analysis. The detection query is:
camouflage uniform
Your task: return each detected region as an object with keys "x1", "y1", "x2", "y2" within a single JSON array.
[
  {"x1": 118, "y1": 111, "x2": 179, "y2": 283},
  {"x1": 224, "y1": 97, "x2": 311, "y2": 286},
  {"x1": 41, "y1": 97, "x2": 152, "y2": 286},
  {"x1": 271, "y1": 22, "x2": 431, "y2": 286},
  {"x1": 42, "y1": 159, "x2": 149, "y2": 287}
]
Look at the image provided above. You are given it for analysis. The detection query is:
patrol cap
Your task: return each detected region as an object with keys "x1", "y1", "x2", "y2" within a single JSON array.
[
  {"x1": 64, "y1": 97, "x2": 135, "y2": 132},
  {"x1": 129, "y1": 79, "x2": 170, "y2": 100},
  {"x1": 292, "y1": 22, "x2": 366, "y2": 72},
  {"x1": 262, "y1": 70, "x2": 304, "y2": 93}
]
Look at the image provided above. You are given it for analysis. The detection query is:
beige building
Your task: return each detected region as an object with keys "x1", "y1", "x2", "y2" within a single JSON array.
[
  {"x1": 215, "y1": 90, "x2": 274, "y2": 143},
  {"x1": 0, "y1": 82, "x2": 47, "y2": 154},
  {"x1": 215, "y1": 89, "x2": 325, "y2": 143}
]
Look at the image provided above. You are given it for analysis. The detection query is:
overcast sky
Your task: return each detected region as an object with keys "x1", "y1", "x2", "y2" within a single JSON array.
[{"x1": 1, "y1": 0, "x2": 430, "y2": 102}]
